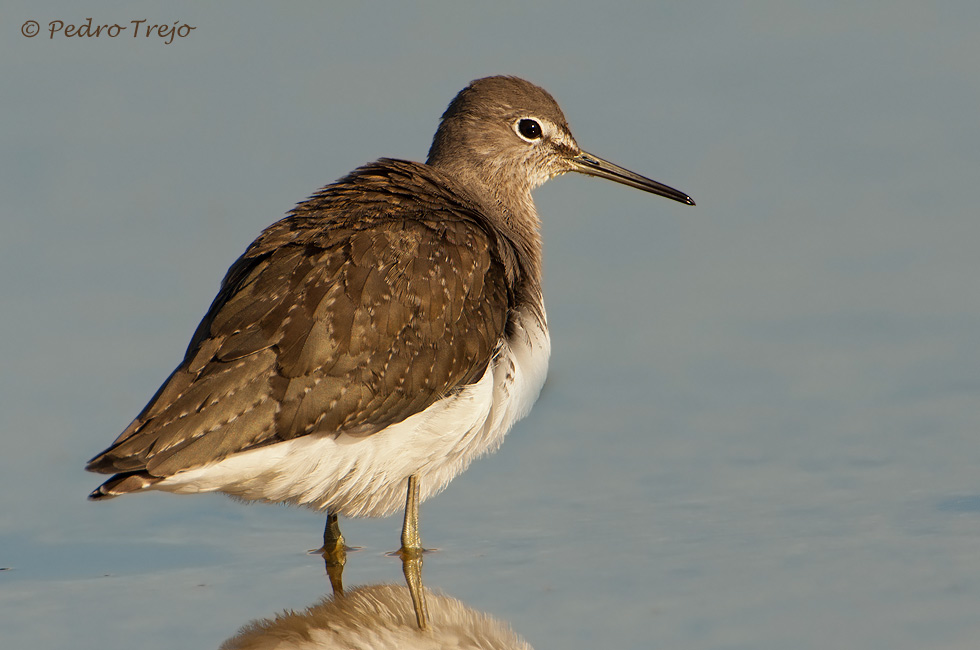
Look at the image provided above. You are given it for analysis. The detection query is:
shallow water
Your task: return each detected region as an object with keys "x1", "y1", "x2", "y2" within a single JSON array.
[{"x1": 4, "y1": 2, "x2": 980, "y2": 649}]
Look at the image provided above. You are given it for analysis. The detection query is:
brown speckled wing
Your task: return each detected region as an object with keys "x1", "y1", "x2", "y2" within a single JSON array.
[{"x1": 87, "y1": 160, "x2": 516, "y2": 477}]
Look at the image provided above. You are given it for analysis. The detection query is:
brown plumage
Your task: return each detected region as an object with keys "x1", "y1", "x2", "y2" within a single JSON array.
[{"x1": 87, "y1": 159, "x2": 523, "y2": 484}]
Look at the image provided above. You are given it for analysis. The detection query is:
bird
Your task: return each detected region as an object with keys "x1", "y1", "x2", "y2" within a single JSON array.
[{"x1": 87, "y1": 75, "x2": 694, "y2": 564}]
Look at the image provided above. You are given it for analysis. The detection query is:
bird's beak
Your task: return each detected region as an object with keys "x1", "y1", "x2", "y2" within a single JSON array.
[{"x1": 571, "y1": 151, "x2": 695, "y2": 206}]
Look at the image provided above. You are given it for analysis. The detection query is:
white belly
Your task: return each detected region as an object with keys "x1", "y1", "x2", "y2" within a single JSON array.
[{"x1": 156, "y1": 306, "x2": 550, "y2": 518}]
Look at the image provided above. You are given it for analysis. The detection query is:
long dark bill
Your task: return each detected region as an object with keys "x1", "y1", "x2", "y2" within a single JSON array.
[{"x1": 571, "y1": 151, "x2": 695, "y2": 206}]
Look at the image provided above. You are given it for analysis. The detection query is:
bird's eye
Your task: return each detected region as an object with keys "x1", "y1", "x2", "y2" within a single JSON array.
[{"x1": 517, "y1": 119, "x2": 543, "y2": 141}]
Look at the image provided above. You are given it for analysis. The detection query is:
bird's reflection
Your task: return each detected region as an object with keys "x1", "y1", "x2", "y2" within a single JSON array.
[
  {"x1": 319, "y1": 524, "x2": 430, "y2": 630},
  {"x1": 219, "y1": 583, "x2": 532, "y2": 649},
  {"x1": 221, "y1": 530, "x2": 532, "y2": 648}
]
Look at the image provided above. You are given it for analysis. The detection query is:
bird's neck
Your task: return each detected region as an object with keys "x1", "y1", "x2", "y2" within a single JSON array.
[
  {"x1": 430, "y1": 158, "x2": 544, "y2": 291},
  {"x1": 474, "y1": 168, "x2": 546, "y2": 328}
]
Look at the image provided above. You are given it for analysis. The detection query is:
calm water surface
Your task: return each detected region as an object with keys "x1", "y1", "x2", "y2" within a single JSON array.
[{"x1": 4, "y1": 2, "x2": 980, "y2": 649}]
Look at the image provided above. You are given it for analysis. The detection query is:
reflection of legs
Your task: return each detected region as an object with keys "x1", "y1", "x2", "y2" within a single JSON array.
[
  {"x1": 321, "y1": 511, "x2": 347, "y2": 595},
  {"x1": 401, "y1": 552, "x2": 427, "y2": 631},
  {"x1": 399, "y1": 474, "x2": 428, "y2": 630}
]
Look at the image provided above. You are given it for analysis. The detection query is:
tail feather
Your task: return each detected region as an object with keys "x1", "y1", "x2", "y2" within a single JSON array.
[{"x1": 88, "y1": 471, "x2": 162, "y2": 500}]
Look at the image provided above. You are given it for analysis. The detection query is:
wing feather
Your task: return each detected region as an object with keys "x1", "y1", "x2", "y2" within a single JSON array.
[{"x1": 87, "y1": 160, "x2": 517, "y2": 477}]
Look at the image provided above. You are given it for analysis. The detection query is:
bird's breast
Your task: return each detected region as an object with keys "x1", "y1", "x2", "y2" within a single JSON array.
[{"x1": 488, "y1": 303, "x2": 551, "y2": 436}]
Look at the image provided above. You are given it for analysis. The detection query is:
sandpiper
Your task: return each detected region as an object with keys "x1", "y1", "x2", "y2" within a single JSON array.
[{"x1": 87, "y1": 76, "x2": 693, "y2": 621}]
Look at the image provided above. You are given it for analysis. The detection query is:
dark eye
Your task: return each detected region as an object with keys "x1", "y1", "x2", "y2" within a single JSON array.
[{"x1": 517, "y1": 119, "x2": 542, "y2": 140}]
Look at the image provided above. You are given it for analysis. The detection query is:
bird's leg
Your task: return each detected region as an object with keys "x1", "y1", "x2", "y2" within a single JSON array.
[
  {"x1": 399, "y1": 474, "x2": 428, "y2": 629},
  {"x1": 400, "y1": 474, "x2": 422, "y2": 553},
  {"x1": 321, "y1": 511, "x2": 346, "y2": 595},
  {"x1": 323, "y1": 511, "x2": 346, "y2": 552}
]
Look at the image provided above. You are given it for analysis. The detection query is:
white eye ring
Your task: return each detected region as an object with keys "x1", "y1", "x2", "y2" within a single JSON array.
[{"x1": 515, "y1": 118, "x2": 543, "y2": 142}]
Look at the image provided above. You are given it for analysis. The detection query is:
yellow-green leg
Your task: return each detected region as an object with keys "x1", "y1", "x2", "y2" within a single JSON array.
[
  {"x1": 321, "y1": 511, "x2": 347, "y2": 595},
  {"x1": 398, "y1": 474, "x2": 428, "y2": 630}
]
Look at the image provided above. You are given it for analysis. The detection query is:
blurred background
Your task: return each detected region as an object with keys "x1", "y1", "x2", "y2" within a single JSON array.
[{"x1": 3, "y1": 2, "x2": 979, "y2": 649}]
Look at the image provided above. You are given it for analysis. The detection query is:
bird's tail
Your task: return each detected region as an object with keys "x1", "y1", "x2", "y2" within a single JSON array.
[{"x1": 88, "y1": 471, "x2": 161, "y2": 500}]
